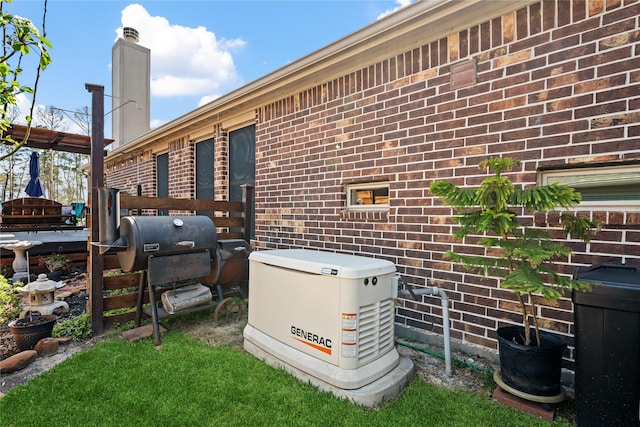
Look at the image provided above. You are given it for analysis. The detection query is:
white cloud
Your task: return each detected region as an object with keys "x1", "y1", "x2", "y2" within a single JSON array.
[
  {"x1": 198, "y1": 94, "x2": 220, "y2": 107},
  {"x1": 150, "y1": 118, "x2": 165, "y2": 129},
  {"x1": 378, "y1": 0, "x2": 414, "y2": 20},
  {"x1": 13, "y1": 94, "x2": 32, "y2": 125},
  {"x1": 117, "y1": 4, "x2": 245, "y2": 99}
]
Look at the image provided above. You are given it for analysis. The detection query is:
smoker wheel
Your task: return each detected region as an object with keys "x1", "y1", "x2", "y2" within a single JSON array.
[{"x1": 213, "y1": 297, "x2": 246, "y2": 324}]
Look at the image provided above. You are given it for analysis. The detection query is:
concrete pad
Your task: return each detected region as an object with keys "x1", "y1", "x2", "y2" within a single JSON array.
[{"x1": 244, "y1": 337, "x2": 414, "y2": 408}]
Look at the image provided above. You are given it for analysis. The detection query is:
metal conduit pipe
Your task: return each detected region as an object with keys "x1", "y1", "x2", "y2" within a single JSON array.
[{"x1": 398, "y1": 283, "x2": 452, "y2": 377}]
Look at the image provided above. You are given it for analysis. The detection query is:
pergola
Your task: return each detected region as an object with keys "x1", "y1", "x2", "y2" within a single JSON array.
[{"x1": 4, "y1": 124, "x2": 113, "y2": 154}]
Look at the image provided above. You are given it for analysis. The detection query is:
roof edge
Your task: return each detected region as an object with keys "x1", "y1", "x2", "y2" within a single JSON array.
[{"x1": 108, "y1": 0, "x2": 536, "y2": 158}]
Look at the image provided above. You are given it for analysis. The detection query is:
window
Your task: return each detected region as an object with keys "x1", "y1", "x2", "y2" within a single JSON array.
[
  {"x1": 229, "y1": 125, "x2": 255, "y2": 239},
  {"x1": 156, "y1": 152, "x2": 169, "y2": 216},
  {"x1": 539, "y1": 164, "x2": 640, "y2": 209},
  {"x1": 195, "y1": 138, "x2": 214, "y2": 216},
  {"x1": 346, "y1": 182, "x2": 390, "y2": 210}
]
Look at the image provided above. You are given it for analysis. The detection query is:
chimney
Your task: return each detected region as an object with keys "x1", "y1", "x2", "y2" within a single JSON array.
[{"x1": 111, "y1": 27, "x2": 150, "y2": 149}]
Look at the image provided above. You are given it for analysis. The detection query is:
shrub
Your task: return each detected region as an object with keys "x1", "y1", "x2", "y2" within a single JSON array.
[
  {"x1": 53, "y1": 313, "x2": 92, "y2": 340},
  {"x1": 0, "y1": 275, "x2": 22, "y2": 326}
]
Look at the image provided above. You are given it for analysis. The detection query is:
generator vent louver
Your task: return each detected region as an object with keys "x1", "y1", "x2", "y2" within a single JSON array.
[{"x1": 358, "y1": 298, "x2": 395, "y2": 365}]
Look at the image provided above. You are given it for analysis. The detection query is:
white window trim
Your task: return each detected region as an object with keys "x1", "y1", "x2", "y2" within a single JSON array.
[
  {"x1": 345, "y1": 182, "x2": 390, "y2": 211},
  {"x1": 539, "y1": 164, "x2": 640, "y2": 210}
]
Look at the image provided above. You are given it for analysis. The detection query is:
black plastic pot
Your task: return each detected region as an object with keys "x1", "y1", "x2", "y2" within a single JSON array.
[
  {"x1": 8, "y1": 315, "x2": 57, "y2": 351},
  {"x1": 496, "y1": 326, "x2": 566, "y2": 397}
]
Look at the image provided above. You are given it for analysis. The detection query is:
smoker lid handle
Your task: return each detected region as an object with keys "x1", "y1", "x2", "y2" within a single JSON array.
[{"x1": 175, "y1": 241, "x2": 195, "y2": 248}]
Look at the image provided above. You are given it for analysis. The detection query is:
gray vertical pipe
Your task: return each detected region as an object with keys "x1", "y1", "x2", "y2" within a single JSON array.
[{"x1": 399, "y1": 286, "x2": 452, "y2": 377}]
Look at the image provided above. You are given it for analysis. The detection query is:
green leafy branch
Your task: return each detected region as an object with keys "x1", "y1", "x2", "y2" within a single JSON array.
[{"x1": 0, "y1": 0, "x2": 52, "y2": 160}]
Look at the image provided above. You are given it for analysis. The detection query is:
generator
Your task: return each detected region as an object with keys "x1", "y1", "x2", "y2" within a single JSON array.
[{"x1": 243, "y1": 249, "x2": 413, "y2": 407}]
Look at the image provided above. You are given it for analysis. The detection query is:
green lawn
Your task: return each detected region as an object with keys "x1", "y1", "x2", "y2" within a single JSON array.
[{"x1": 0, "y1": 331, "x2": 574, "y2": 426}]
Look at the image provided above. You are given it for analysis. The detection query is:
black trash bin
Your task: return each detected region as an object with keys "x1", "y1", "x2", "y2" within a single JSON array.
[{"x1": 573, "y1": 262, "x2": 640, "y2": 427}]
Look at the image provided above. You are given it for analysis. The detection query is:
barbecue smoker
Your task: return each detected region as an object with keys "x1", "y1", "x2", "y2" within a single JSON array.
[{"x1": 98, "y1": 188, "x2": 250, "y2": 344}]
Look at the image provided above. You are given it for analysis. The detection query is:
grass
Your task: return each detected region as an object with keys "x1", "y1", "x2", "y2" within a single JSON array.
[{"x1": 0, "y1": 331, "x2": 575, "y2": 427}]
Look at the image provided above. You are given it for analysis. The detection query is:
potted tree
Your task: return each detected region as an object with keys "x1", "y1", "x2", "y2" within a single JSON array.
[{"x1": 429, "y1": 157, "x2": 600, "y2": 399}]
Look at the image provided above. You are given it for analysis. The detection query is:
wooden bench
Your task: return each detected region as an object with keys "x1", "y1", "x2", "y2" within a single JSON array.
[{"x1": 0, "y1": 197, "x2": 82, "y2": 232}]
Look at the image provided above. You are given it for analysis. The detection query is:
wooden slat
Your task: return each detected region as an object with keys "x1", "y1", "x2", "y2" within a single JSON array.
[
  {"x1": 210, "y1": 217, "x2": 243, "y2": 228},
  {"x1": 120, "y1": 195, "x2": 244, "y2": 213},
  {"x1": 103, "y1": 292, "x2": 142, "y2": 311},
  {"x1": 103, "y1": 311, "x2": 138, "y2": 329},
  {"x1": 103, "y1": 287, "x2": 168, "y2": 311},
  {"x1": 217, "y1": 232, "x2": 244, "y2": 240},
  {"x1": 3, "y1": 197, "x2": 60, "y2": 208},
  {"x1": 103, "y1": 272, "x2": 143, "y2": 291}
]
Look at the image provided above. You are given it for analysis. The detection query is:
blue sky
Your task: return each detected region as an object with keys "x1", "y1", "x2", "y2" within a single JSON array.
[{"x1": 9, "y1": 0, "x2": 413, "y2": 137}]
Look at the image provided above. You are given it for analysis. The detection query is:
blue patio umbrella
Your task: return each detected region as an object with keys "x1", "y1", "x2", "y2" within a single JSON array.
[{"x1": 25, "y1": 151, "x2": 44, "y2": 197}]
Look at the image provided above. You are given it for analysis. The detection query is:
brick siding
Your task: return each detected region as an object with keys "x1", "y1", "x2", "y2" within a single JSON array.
[
  {"x1": 104, "y1": 0, "x2": 640, "y2": 374},
  {"x1": 108, "y1": 133, "x2": 223, "y2": 206},
  {"x1": 254, "y1": 0, "x2": 640, "y2": 370}
]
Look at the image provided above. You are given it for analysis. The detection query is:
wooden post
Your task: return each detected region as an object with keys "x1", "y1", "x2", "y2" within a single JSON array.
[
  {"x1": 86, "y1": 83, "x2": 105, "y2": 335},
  {"x1": 241, "y1": 184, "x2": 254, "y2": 244}
]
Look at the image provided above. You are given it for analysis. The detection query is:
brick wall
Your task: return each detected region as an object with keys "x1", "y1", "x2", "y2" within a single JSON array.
[
  {"x1": 254, "y1": 0, "x2": 640, "y2": 369},
  {"x1": 107, "y1": 130, "x2": 233, "y2": 203},
  {"x1": 105, "y1": 153, "x2": 155, "y2": 197},
  {"x1": 214, "y1": 126, "x2": 229, "y2": 201},
  {"x1": 167, "y1": 137, "x2": 195, "y2": 201}
]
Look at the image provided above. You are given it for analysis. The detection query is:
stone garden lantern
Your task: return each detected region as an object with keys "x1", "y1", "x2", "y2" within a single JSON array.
[{"x1": 17, "y1": 273, "x2": 69, "y2": 317}]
